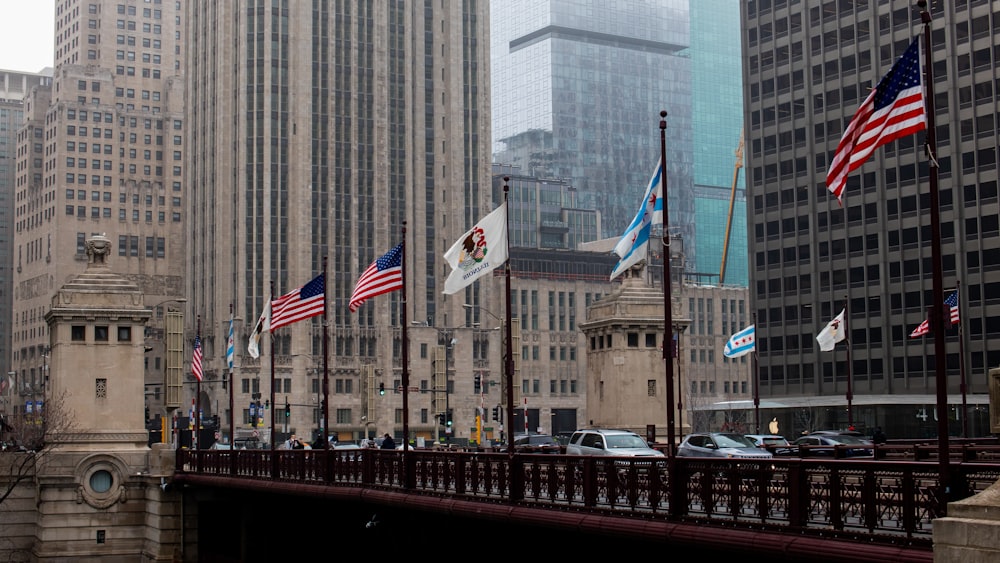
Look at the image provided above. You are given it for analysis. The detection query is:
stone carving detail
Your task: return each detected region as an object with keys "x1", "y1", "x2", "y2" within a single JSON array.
[{"x1": 86, "y1": 234, "x2": 111, "y2": 266}]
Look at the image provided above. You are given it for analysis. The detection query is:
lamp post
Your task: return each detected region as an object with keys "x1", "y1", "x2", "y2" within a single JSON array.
[{"x1": 464, "y1": 303, "x2": 507, "y2": 442}]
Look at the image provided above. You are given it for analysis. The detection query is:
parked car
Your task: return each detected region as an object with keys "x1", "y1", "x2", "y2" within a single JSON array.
[
  {"x1": 744, "y1": 434, "x2": 796, "y2": 456},
  {"x1": 511, "y1": 433, "x2": 562, "y2": 454},
  {"x1": 565, "y1": 429, "x2": 664, "y2": 457},
  {"x1": 793, "y1": 432, "x2": 874, "y2": 458},
  {"x1": 676, "y1": 432, "x2": 774, "y2": 460}
]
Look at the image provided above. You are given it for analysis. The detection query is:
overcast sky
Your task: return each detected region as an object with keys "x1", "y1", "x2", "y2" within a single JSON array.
[{"x1": 0, "y1": 1, "x2": 55, "y2": 73}]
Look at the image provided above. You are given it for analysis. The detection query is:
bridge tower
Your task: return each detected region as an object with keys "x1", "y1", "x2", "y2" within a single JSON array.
[
  {"x1": 22, "y1": 234, "x2": 181, "y2": 559},
  {"x1": 579, "y1": 261, "x2": 691, "y2": 442}
]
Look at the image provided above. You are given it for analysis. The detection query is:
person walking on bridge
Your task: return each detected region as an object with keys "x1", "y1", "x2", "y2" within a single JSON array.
[{"x1": 380, "y1": 433, "x2": 396, "y2": 450}]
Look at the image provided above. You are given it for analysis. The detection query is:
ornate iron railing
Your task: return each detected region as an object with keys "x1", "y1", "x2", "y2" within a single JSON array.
[{"x1": 176, "y1": 448, "x2": 1000, "y2": 549}]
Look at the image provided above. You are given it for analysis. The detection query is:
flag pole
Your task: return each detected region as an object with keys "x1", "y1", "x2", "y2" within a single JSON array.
[
  {"x1": 195, "y1": 315, "x2": 202, "y2": 451},
  {"x1": 322, "y1": 257, "x2": 330, "y2": 453},
  {"x1": 228, "y1": 303, "x2": 235, "y2": 473},
  {"x1": 957, "y1": 281, "x2": 967, "y2": 437},
  {"x1": 918, "y1": 0, "x2": 951, "y2": 507},
  {"x1": 401, "y1": 223, "x2": 411, "y2": 452},
  {"x1": 269, "y1": 281, "x2": 276, "y2": 452},
  {"x1": 659, "y1": 110, "x2": 677, "y2": 457},
  {"x1": 503, "y1": 179, "x2": 515, "y2": 463},
  {"x1": 752, "y1": 312, "x2": 760, "y2": 434},
  {"x1": 844, "y1": 296, "x2": 853, "y2": 428}
]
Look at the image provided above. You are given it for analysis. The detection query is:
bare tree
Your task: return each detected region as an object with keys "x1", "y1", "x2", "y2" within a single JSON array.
[{"x1": 0, "y1": 389, "x2": 76, "y2": 507}]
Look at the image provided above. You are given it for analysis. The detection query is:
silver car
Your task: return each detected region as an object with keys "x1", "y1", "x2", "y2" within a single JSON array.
[
  {"x1": 677, "y1": 432, "x2": 774, "y2": 459},
  {"x1": 565, "y1": 429, "x2": 664, "y2": 457}
]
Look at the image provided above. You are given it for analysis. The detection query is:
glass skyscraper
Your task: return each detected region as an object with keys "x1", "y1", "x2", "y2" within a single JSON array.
[{"x1": 491, "y1": 0, "x2": 747, "y2": 287}]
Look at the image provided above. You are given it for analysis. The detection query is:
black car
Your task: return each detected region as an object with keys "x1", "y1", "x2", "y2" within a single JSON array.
[
  {"x1": 793, "y1": 431, "x2": 874, "y2": 458},
  {"x1": 511, "y1": 433, "x2": 562, "y2": 454}
]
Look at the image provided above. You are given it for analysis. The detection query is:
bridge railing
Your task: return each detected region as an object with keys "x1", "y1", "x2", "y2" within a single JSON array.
[{"x1": 175, "y1": 448, "x2": 1000, "y2": 548}]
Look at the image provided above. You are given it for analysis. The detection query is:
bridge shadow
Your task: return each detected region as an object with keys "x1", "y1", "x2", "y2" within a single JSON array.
[{"x1": 193, "y1": 488, "x2": 776, "y2": 562}]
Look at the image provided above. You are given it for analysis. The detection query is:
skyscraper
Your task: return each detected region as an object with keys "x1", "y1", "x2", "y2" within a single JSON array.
[
  {"x1": 742, "y1": 0, "x2": 996, "y2": 436},
  {"x1": 1, "y1": 69, "x2": 52, "y2": 383},
  {"x1": 186, "y1": 2, "x2": 493, "y2": 441},
  {"x1": 491, "y1": 0, "x2": 747, "y2": 287},
  {"x1": 11, "y1": 1, "x2": 186, "y2": 416}
]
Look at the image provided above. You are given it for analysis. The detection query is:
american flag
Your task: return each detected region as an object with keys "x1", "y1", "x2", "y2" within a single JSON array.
[
  {"x1": 909, "y1": 290, "x2": 960, "y2": 338},
  {"x1": 270, "y1": 273, "x2": 325, "y2": 330},
  {"x1": 826, "y1": 38, "x2": 925, "y2": 204},
  {"x1": 349, "y1": 243, "x2": 403, "y2": 312},
  {"x1": 192, "y1": 335, "x2": 203, "y2": 381}
]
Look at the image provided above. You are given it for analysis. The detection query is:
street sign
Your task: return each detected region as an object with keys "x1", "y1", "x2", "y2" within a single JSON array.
[{"x1": 395, "y1": 386, "x2": 421, "y2": 392}]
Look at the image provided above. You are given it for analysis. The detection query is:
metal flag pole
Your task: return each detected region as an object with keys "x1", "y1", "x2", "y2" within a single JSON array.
[
  {"x1": 269, "y1": 281, "x2": 276, "y2": 452},
  {"x1": 752, "y1": 312, "x2": 760, "y2": 434},
  {"x1": 322, "y1": 257, "x2": 330, "y2": 453},
  {"x1": 845, "y1": 296, "x2": 853, "y2": 429},
  {"x1": 957, "y1": 280, "x2": 967, "y2": 438},
  {"x1": 917, "y1": 0, "x2": 951, "y2": 508},
  {"x1": 195, "y1": 315, "x2": 202, "y2": 452},
  {"x1": 503, "y1": 179, "x2": 515, "y2": 464},
  {"x1": 401, "y1": 222, "x2": 416, "y2": 488},
  {"x1": 228, "y1": 303, "x2": 235, "y2": 475},
  {"x1": 659, "y1": 110, "x2": 677, "y2": 457}
]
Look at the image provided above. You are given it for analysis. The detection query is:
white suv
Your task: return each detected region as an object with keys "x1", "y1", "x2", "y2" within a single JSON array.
[{"x1": 565, "y1": 429, "x2": 664, "y2": 457}]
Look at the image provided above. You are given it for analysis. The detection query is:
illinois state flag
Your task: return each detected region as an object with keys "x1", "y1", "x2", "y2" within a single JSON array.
[
  {"x1": 816, "y1": 309, "x2": 847, "y2": 352},
  {"x1": 443, "y1": 203, "x2": 508, "y2": 295},
  {"x1": 723, "y1": 324, "x2": 755, "y2": 358}
]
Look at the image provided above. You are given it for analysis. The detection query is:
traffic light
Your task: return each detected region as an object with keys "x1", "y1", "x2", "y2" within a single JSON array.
[
  {"x1": 474, "y1": 374, "x2": 481, "y2": 391},
  {"x1": 284, "y1": 402, "x2": 290, "y2": 418},
  {"x1": 446, "y1": 410, "x2": 453, "y2": 427},
  {"x1": 379, "y1": 382, "x2": 385, "y2": 396},
  {"x1": 492, "y1": 406, "x2": 500, "y2": 421}
]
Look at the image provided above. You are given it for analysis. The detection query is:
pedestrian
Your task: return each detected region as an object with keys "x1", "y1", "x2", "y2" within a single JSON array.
[{"x1": 380, "y1": 433, "x2": 396, "y2": 450}]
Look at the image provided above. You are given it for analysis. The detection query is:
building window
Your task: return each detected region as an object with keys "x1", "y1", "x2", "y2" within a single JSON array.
[
  {"x1": 72, "y1": 326, "x2": 86, "y2": 341},
  {"x1": 118, "y1": 327, "x2": 131, "y2": 341},
  {"x1": 95, "y1": 326, "x2": 109, "y2": 342}
]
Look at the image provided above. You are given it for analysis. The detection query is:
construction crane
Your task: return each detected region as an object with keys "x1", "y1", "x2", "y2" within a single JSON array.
[{"x1": 719, "y1": 129, "x2": 744, "y2": 286}]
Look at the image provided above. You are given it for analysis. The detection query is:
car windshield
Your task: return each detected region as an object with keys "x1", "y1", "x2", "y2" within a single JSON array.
[
  {"x1": 714, "y1": 434, "x2": 756, "y2": 448},
  {"x1": 528, "y1": 436, "x2": 556, "y2": 445},
  {"x1": 828, "y1": 435, "x2": 871, "y2": 445},
  {"x1": 606, "y1": 434, "x2": 648, "y2": 449},
  {"x1": 760, "y1": 437, "x2": 787, "y2": 445}
]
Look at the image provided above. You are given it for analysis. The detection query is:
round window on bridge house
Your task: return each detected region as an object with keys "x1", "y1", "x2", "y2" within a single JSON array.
[
  {"x1": 89, "y1": 469, "x2": 113, "y2": 493},
  {"x1": 78, "y1": 457, "x2": 126, "y2": 509}
]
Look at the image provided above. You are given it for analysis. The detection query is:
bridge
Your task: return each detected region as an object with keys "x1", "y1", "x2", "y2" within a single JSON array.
[{"x1": 172, "y1": 445, "x2": 1000, "y2": 562}]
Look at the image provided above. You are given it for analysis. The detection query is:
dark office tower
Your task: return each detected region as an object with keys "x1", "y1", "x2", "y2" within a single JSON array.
[
  {"x1": 10, "y1": 1, "x2": 186, "y2": 416},
  {"x1": 742, "y1": 1, "x2": 997, "y2": 436},
  {"x1": 186, "y1": 3, "x2": 492, "y2": 440}
]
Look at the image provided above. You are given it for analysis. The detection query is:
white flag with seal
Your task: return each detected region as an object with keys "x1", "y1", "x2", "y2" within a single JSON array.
[
  {"x1": 816, "y1": 309, "x2": 847, "y2": 352},
  {"x1": 247, "y1": 300, "x2": 271, "y2": 359},
  {"x1": 443, "y1": 202, "x2": 508, "y2": 295}
]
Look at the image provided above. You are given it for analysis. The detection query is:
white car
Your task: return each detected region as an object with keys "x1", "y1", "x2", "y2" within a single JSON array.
[{"x1": 565, "y1": 429, "x2": 664, "y2": 457}]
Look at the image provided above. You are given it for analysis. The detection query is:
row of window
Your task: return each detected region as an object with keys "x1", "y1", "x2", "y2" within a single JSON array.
[
  {"x1": 64, "y1": 165, "x2": 182, "y2": 182},
  {"x1": 70, "y1": 324, "x2": 132, "y2": 342},
  {"x1": 66, "y1": 189, "x2": 181, "y2": 206},
  {"x1": 66, "y1": 205, "x2": 180, "y2": 224}
]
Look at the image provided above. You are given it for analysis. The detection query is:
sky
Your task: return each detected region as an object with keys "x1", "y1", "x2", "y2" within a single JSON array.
[{"x1": 0, "y1": 1, "x2": 55, "y2": 73}]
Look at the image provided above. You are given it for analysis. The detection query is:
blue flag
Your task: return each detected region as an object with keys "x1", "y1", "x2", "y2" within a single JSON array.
[
  {"x1": 226, "y1": 314, "x2": 235, "y2": 370},
  {"x1": 610, "y1": 161, "x2": 664, "y2": 280},
  {"x1": 724, "y1": 324, "x2": 755, "y2": 358}
]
